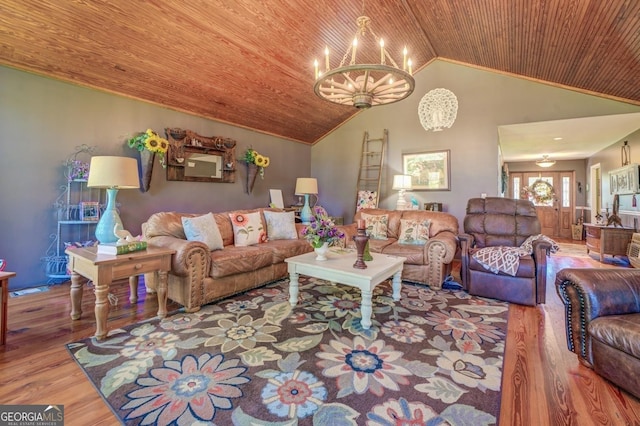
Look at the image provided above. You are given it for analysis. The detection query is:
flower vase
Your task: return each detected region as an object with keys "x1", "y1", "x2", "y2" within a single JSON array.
[
  {"x1": 314, "y1": 242, "x2": 330, "y2": 261},
  {"x1": 245, "y1": 162, "x2": 259, "y2": 194},
  {"x1": 363, "y1": 240, "x2": 373, "y2": 261},
  {"x1": 138, "y1": 149, "x2": 155, "y2": 193}
]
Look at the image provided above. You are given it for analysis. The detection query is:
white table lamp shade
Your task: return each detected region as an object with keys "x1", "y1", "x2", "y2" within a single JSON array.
[
  {"x1": 295, "y1": 178, "x2": 318, "y2": 195},
  {"x1": 392, "y1": 174, "x2": 412, "y2": 190},
  {"x1": 87, "y1": 156, "x2": 140, "y2": 189}
]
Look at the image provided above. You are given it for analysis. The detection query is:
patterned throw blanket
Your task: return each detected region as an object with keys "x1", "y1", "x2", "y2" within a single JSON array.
[{"x1": 472, "y1": 234, "x2": 559, "y2": 276}]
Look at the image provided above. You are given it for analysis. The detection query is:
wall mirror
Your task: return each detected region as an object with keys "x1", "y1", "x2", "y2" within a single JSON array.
[{"x1": 165, "y1": 128, "x2": 236, "y2": 183}]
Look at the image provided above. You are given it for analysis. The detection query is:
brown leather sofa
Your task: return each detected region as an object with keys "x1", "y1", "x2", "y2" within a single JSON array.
[
  {"x1": 459, "y1": 197, "x2": 551, "y2": 305},
  {"x1": 555, "y1": 268, "x2": 640, "y2": 399},
  {"x1": 143, "y1": 208, "x2": 312, "y2": 311},
  {"x1": 340, "y1": 208, "x2": 459, "y2": 289}
]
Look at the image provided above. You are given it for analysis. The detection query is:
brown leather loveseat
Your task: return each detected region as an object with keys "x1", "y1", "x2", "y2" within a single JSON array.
[{"x1": 555, "y1": 268, "x2": 640, "y2": 399}]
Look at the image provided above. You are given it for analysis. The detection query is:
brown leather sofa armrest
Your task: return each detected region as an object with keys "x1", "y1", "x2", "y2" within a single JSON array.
[
  {"x1": 336, "y1": 224, "x2": 357, "y2": 248},
  {"x1": 425, "y1": 230, "x2": 457, "y2": 263},
  {"x1": 147, "y1": 235, "x2": 210, "y2": 277},
  {"x1": 555, "y1": 268, "x2": 640, "y2": 365},
  {"x1": 458, "y1": 233, "x2": 474, "y2": 290}
]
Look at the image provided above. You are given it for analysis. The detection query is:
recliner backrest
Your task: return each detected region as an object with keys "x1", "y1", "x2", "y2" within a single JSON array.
[{"x1": 464, "y1": 197, "x2": 541, "y2": 248}]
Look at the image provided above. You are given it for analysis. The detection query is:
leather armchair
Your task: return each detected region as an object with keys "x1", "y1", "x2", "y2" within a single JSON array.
[
  {"x1": 555, "y1": 268, "x2": 640, "y2": 399},
  {"x1": 459, "y1": 197, "x2": 551, "y2": 305}
]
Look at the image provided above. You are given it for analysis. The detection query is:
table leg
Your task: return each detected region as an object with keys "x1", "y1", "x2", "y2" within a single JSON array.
[
  {"x1": 391, "y1": 271, "x2": 402, "y2": 301},
  {"x1": 69, "y1": 271, "x2": 83, "y2": 320},
  {"x1": 360, "y1": 289, "x2": 373, "y2": 329},
  {"x1": 288, "y1": 272, "x2": 299, "y2": 306},
  {"x1": 128, "y1": 275, "x2": 139, "y2": 304},
  {"x1": 156, "y1": 270, "x2": 168, "y2": 318},
  {"x1": 93, "y1": 279, "x2": 111, "y2": 340}
]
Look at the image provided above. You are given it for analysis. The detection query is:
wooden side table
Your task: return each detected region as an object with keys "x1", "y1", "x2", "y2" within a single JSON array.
[
  {"x1": 65, "y1": 246, "x2": 175, "y2": 340},
  {"x1": 0, "y1": 271, "x2": 16, "y2": 345},
  {"x1": 584, "y1": 223, "x2": 635, "y2": 262}
]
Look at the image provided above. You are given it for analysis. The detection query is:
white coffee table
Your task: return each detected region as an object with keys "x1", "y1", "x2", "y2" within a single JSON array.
[{"x1": 285, "y1": 249, "x2": 405, "y2": 329}]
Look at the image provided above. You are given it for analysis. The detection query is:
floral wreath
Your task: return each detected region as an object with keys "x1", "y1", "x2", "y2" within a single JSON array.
[{"x1": 521, "y1": 179, "x2": 555, "y2": 204}]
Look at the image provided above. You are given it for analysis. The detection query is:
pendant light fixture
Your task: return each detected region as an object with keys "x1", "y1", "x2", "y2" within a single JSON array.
[{"x1": 312, "y1": 1, "x2": 415, "y2": 109}]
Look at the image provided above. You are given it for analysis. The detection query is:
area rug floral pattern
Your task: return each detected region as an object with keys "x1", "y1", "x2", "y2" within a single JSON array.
[{"x1": 67, "y1": 277, "x2": 509, "y2": 425}]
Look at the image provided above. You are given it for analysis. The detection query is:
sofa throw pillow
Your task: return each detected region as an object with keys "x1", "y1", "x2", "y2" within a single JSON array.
[
  {"x1": 361, "y1": 212, "x2": 388, "y2": 240},
  {"x1": 398, "y1": 219, "x2": 431, "y2": 245},
  {"x1": 230, "y1": 212, "x2": 265, "y2": 247},
  {"x1": 264, "y1": 210, "x2": 297, "y2": 240},
  {"x1": 181, "y1": 212, "x2": 224, "y2": 251}
]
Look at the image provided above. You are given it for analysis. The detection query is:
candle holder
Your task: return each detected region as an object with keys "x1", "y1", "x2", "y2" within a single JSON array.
[{"x1": 353, "y1": 227, "x2": 369, "y2": 269}]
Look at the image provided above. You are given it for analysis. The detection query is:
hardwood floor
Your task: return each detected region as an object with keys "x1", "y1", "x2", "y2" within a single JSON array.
[{"x1": 1, "y1": 243, "x2": 639, "y2": 425}]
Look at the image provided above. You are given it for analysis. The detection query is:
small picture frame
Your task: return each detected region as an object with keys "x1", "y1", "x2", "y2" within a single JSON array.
[{"x1": 80, "y1": 201, "x2": 100, "y2": 221}]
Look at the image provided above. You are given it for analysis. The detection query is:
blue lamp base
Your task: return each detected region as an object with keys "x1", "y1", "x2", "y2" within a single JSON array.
[
  {"x1": 95, "y1": 188, "x2": 122, "y2": 244},
  {"x1": 300, "y1": 194, "x2": 312, "y2": 225}
]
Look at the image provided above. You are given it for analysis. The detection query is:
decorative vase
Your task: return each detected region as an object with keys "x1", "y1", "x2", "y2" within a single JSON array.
[
  {"x1": 314, "y1": 242, "x2": 330, "y2": 261},
  {"x1": 353, "y1": 228, "x2": 369, "y2": 269},
  {"x1": 138, "y1": 149, "x2": 155, "y2": 193},
  {"x1": 363, "y1": 240, "x2": 373, "y2": 261},
  {"x1": 245, "y1": 162, "x2": 259, "y2": 194}
]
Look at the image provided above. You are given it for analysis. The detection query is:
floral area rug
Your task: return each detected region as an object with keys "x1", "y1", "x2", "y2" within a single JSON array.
[{"x1": 67, "y1": 276, "x2": 509, "y2": 425}]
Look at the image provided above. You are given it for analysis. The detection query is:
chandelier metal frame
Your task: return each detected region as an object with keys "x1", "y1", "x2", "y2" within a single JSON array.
[{"x1": 313, "y1": 14, "x2": 415, "y2": 109}]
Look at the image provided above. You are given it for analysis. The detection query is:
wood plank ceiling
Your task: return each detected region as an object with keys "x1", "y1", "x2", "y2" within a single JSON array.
[{"x1": 1, "y1": 1, "x2": 639, "y2": 144}]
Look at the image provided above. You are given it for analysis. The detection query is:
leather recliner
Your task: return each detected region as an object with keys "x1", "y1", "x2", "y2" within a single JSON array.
[
  {"x1": 459, "y1": 197, "x2": 552, "y2": 305},
  {"x1": 555, "y1": 268, "x2": 640, "y2": 400}
]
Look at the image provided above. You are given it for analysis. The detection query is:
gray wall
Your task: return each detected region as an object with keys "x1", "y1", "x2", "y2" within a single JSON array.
[
  {"x1": 3, "y1": 60, "x2": 640, "y2": 289},
  {"x1": 587, "y1": 128, "x2": 640, "y2": 226},
  {"x1": 0, "y1": 66, "x2": 310, "y2": 289},
  {"x1": 311, "y1": 60, "x2": 640, "y2": 227}
]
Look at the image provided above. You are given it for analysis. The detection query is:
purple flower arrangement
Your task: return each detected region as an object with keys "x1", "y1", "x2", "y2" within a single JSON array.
[
  {"x1": 68, "y1": 160, "x2": 89, "y2": 181},
  {"x1": 301, "y1": 206, "x2": 345, "y2": 248}
]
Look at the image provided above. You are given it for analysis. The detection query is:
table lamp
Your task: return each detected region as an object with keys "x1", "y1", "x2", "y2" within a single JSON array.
[
  {"x1": 392, "y1": 174, "x2": 412, "y2": 210},
  {"x1": 87, "y1": 156, "x2": 140, "y2": 243},
  {"x1": 295, "y1": 177, "x2": 318, "y2": 224}
]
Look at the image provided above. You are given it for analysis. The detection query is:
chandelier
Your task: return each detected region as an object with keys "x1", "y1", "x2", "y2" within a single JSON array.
[
  {"x1": 313, "y1": 9, "x2": 415, "y2": 109},
  {"x1": 536, "y1": 155, "x2": 556, "y2": 168}
]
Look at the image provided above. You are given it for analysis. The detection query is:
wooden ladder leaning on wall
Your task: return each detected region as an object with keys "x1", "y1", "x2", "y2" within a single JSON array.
[{"x1": 354, "y1": 129, "x2": 387, "y2": 213}]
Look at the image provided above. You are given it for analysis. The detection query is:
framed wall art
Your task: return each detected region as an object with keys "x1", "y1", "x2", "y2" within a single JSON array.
[
  {"x1": 403, "y1": 150, "x2": 451, "y2": 191},
  {"x1": 609, "y1": 163, "x2": 639, "y2": 195},
  {"x1": 79, "y1": 201, "x2": 100, "y2": 221}
]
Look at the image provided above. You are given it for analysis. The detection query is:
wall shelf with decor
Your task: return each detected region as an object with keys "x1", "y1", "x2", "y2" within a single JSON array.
[{"x1": 42, "y1": 146, "x2": 104, "y2": 283}]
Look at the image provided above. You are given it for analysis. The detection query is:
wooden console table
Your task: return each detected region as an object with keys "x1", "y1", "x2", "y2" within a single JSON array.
[
  {"x1": 584, "y1": 223, "x2": 635, "y2": 262},
  {"x1": 66, "y1": 246, "x2": 175, "y2": 340},
  {"x1": 0, "y1": 271, "x2": 16, "y2": 345}
]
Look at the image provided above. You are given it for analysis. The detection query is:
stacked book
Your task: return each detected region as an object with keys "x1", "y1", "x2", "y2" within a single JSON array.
[{"x1": 97, "y1": 241, "x2": 147, "y2": 255}]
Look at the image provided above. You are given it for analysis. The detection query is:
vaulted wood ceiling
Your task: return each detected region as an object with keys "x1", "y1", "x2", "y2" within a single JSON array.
[{"x1": 1, "y1": 1, "x2": 639, "y2": 144}]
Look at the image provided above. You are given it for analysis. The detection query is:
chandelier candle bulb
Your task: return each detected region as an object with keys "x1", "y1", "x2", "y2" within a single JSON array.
[
  {"x1": 324, "y1": 47, "x2": 329, "y2": 72},
  {"x1": 408, "y1": 58, "x2": 412, "y2": 74},
  {"x1": 403, "y1": 47, "x2": 407, "y2": 70},
  {"x1": 380, "y1": 39, "x2": 385, "y2": 64},
  {"x1": 314, "y1": 59, "x2": 318, "y2": 79},
  {"x1": 351, "y1": 38, "x2": 358, "y2": 64}
]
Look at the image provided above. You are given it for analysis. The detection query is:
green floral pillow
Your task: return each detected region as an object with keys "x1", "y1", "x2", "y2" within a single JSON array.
[
  {"x1": 398, "y1": 219, "x2": 431, "y2": 245},
  {"x1": 361, "y1": 213, "x2": 388, "y2": 240},
  {"x1": 229, "y1": 212, "x2": 266, "y2": 247}
]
